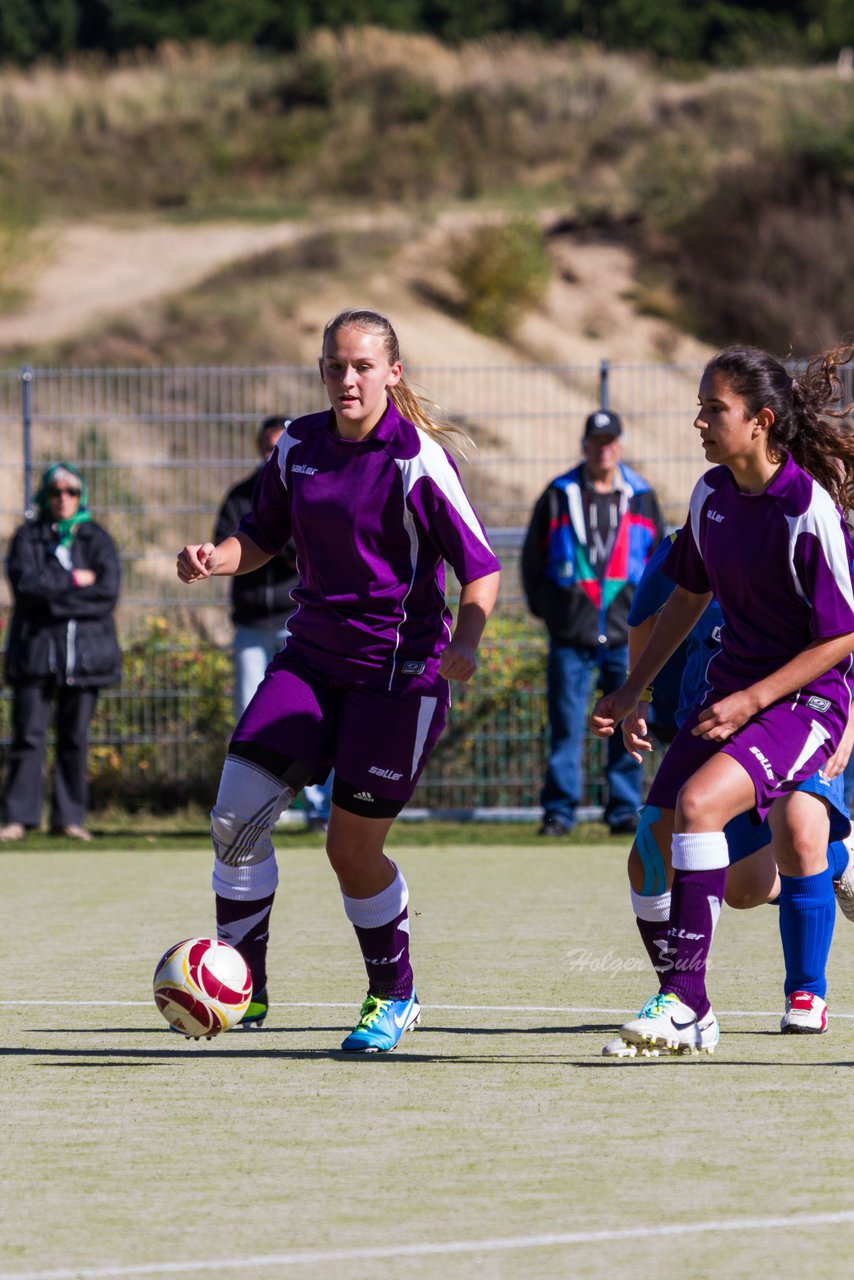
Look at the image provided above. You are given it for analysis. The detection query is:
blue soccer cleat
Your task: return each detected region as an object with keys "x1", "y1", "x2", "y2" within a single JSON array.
[{"x1": 341, "y1": 991, "x2": 421, "y2": 1053}]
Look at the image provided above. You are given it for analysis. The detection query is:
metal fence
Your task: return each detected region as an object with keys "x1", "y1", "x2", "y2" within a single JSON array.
[{"x1": 0, "y1": 358, "x2": 763, "y2": 816}]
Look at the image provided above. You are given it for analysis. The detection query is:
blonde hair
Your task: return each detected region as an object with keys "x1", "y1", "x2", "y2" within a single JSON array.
[{"x1": 322, "y1": 309, "x2": 472, "y2": 458}]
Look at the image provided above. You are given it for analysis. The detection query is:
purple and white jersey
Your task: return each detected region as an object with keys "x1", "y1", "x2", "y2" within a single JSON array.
[
  {"x1": 665, "y1": 453, "x2": 854, "y2": 711},
  {"x1": 238, "y1": 400, "x2": 501, "y2": 689}
]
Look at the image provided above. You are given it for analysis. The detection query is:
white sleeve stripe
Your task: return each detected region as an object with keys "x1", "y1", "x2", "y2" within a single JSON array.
[
  {"x1": 394, "y1": 430, "x2": 492, "y2": 552},
  {"x1": 688, "y1": 476, "x2": 714, "y2": 554},
  {"x1": 785, "y1": 487, "x2": 854, "y2": 611},
  {"x1": 273, "y1": 429, "x2": 300, "y2": 487}
]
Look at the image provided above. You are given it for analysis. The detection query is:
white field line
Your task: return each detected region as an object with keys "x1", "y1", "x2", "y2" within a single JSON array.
[
  {"x1": 2, "y1": 1212, "x2": 854, "y2": 1280},
  {"x1": 1, "y1": 999, "x2": 854, "y2": 1019}
]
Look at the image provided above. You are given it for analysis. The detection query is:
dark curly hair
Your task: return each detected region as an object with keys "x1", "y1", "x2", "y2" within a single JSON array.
[{"x1": 705, "y1": 342, "x2": 854, "y2": 514}]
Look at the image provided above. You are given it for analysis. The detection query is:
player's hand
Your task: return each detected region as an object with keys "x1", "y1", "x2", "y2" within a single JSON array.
[
  {"x1": 590, "y1": 685, "x2": 644, "y2": 739},
  {"x1": 621, "y1": 704, "x2": 654, "y2": 763},
  {"x1": 691, "y1": 689, "x2": 759, "y2": 741},
  {"x1": 821, "y1": 724, "x2": 854, "y2": 779},
  {"x1": 438, "y1": 638, "x2": 477, "y2": 682},
  {"x1": 177, "y1": 542, "x2": 216, "y2": 584}
]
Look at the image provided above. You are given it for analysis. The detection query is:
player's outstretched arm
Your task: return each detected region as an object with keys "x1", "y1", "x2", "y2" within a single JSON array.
[
  {"x1": 439, "y1": 569, "x2": 501, "y2": 683},
  {"x1": 177, "y1": 533, "x2": 272, "y2": 584}
]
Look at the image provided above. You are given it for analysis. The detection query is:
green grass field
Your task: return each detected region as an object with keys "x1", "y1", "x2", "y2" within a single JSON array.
[{"x1": 2, "y1": 835, "x2": 854, "y2": 1279}]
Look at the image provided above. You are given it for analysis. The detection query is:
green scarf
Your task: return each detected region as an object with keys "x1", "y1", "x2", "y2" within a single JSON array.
[{"x1": 34, "y1": 462, "x2": 93, "y2": 548}]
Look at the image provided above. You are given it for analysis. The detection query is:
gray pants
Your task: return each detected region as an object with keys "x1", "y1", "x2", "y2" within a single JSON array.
[{"x1": 4, "y1": 682, "x2": 98, "y2": 828}]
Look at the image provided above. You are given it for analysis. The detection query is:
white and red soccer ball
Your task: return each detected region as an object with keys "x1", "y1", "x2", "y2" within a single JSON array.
[{"x1": 153, "y1": 937, "x2": 252, "y2": 1038}]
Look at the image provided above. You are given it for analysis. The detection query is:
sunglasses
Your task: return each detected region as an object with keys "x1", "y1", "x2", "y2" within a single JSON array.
[{"x1": 48, "y1": 486, "x2": 81, "y2": 497}]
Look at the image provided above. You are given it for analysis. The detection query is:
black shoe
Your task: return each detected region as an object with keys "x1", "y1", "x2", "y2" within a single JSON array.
[
  {"x1": 609, "y1": 816, "x2": 639, "y2": 836},
  {"x1": 538, "y1": 816, "x2": 573, "y2": 837}
]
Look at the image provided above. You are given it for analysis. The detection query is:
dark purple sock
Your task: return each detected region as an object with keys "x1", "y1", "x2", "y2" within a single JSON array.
[
  {"x1": 660, "y1": 868, "x2": 727, "y2": 1019},
  {"x1": 353, "y1": 906, "x2": 413, "y2": 999},
  {"x1": 215, "y1": 891, "x2": 275, "y2": 993},
  {"x1": 635, "y1": 916, "x2": 674, "y2": 976}
]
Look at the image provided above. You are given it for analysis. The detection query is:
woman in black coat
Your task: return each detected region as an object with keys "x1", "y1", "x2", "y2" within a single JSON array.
[{"x1": 1, "y1": 463, "x2": 121, "y2": 841}]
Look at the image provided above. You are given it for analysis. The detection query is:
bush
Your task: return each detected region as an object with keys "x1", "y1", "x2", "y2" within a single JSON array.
[
  {"x1": 663, "y1": 133, "x2": 854, "y2": 354},
  {"x1": 449, "y1": 218, "x2": 552, "y2": 338},
  {"x1": 88, "y1": 615, "x2": 232, "y2": 810}
]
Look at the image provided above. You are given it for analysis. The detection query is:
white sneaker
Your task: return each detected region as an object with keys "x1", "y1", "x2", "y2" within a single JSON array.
[
  {"x1": 834, "y1": 835, "x2": 854, "y2": 923},
  {"x1": 601, "y1": 1033, "x2": 663, "y2": 1059},
  {"x1": 780, "y1": 990, "x2": 827, "y2": 1034},
  {"x1": 602, "y1": 1034, "x2": 637, "y2": 1058},
  {"x1": 619, "y1": 991, "x2": 719, "y2": 1056}
]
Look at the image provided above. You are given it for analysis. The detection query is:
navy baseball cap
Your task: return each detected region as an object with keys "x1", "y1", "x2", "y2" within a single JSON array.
[{"x1": 583, "y1": 409, "x2": 623, "y2": 439}]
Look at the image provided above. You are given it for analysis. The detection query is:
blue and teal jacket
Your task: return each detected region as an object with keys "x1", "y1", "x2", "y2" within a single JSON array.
[{"x1": 522, "y1": 462, "x2": 663, "y2": 647}]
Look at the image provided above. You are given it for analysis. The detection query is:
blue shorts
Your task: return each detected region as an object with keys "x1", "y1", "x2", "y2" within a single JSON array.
[{"x1": 726, "y1": 770, "x2": 850, "y2": 864}]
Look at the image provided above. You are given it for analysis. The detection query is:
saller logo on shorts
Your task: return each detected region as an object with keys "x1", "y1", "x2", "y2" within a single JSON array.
[
  {"x1": 807, "y1": 695, "x2": 831, "y2": 713},
  {"x1": 369, "y1": 766, "x2": 403, "y2": 780},
  {"x1": 749, "y1": 745, "x2": 775, "y2": 781}
]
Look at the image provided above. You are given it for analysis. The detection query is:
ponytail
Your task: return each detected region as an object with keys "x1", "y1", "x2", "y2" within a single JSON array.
[{"x1": 706, "y1": 342, "x2": 854, "y2": 514}]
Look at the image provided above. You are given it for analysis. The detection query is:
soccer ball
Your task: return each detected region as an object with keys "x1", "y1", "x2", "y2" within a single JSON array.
[{"x1": 153, "y1": 937, "x2": 253, "y2": 1039}]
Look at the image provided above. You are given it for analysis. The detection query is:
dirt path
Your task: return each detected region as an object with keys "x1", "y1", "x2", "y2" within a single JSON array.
[
  {"x1": 0, "y1": 209, "x2": 713, "y2": 516},
  {"x1": 0, "y1": 213, "x2": 409, "y2": 349}
]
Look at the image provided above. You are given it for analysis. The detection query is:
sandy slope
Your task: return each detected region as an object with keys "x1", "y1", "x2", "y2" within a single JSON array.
[{"x1": 0, "y1": 209, "x2": 713, "y2": 516}]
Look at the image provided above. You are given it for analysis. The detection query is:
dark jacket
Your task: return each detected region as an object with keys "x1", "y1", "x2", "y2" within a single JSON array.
[
  {"x1": 522, "y1": 461, "x2": 663, "y2": 648},
  {"x1": 214, "y1": 469, "x2": 298, "y2": 628},
  {"x1": 4, "y1": 517, "x2": 122, "y2": 688}
]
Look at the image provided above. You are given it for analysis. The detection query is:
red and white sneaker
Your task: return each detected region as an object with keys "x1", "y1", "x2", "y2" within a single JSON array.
[{"x1": 780, "y1": 990, "x2": 828, "y2": 1034}]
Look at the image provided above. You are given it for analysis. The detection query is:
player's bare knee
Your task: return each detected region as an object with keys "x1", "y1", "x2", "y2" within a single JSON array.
[
  {"x1": 724, "y1": 887, "x2": 757, "y2": 910},
  {"x1": 325, "y1": 837, "x2": 366, "y2": 882},
  {"x1": 777, "y1": 840, "x2": 828, "y2": 878},
  {"x1": 675, "y1": 782, "x2": 719, "y2": 830}
]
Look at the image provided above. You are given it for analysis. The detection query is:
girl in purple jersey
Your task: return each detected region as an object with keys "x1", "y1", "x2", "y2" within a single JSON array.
[
  {"x1": 177, "y1": 309, "x2": 501, "y2": 1052},
  {"x1": 592, "y1": 340, "x2": 854, "y2": 1057}
]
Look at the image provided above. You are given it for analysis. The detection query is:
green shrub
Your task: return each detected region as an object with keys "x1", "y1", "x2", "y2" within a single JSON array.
[
  {"x1": 663, "y1": 133, "x2": 854, "y2": 354},
  {"x1": 89, "y1": 615, "x2": 233, "y2": 811},
  {"x1": 449, "y1": 218, "x2": 552, "y2": 338}
]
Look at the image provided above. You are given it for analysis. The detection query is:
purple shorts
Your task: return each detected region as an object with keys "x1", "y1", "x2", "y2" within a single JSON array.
[
  {"x1": 232, "y1": 649, "x2": 449, "y2": 808},
  {"x1": 648, "y1": 694, "x2": 843, "y2": 822}
]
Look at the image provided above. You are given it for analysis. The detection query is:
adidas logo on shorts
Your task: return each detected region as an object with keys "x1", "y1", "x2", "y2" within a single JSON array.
[{"x1": 353, "y1": 791, "x2": 374, "y2": 803}]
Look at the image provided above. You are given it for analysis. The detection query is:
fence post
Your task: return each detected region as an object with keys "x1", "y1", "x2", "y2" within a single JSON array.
[
  {"x1": 598, "y1": 357, "x2": 610, "y2": 410},
  {"x1": 21, "y1": 364, "x2": 34, "y2": 515}
]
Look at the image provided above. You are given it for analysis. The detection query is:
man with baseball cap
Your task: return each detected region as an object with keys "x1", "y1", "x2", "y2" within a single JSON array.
[{"x1": 522, "y1": 407, "x2": 663, "y2": 837}]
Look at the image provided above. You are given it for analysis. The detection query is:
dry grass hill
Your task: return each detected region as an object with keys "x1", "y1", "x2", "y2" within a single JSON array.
[{"x1": 1, "y1": 29, "x2": 853, "y2": 524}]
